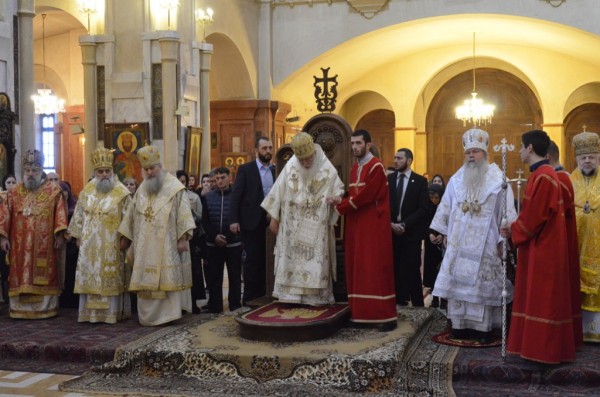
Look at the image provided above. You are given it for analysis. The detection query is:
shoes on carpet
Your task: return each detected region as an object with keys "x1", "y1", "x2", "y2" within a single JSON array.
[{"x1": 378, "y1": 320, "x2": 398, "y2": 332}]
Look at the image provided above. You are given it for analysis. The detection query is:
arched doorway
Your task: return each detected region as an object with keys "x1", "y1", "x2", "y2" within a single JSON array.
[
  {"x1": 427, "y1": 68, "x2": 543, "y2": 183},
  {"x1": 356, "y1": 109, "x2": 395, "y2": 169},
  {"x1": 564, "y1": 103, "x2": 600, "y2": 172}
]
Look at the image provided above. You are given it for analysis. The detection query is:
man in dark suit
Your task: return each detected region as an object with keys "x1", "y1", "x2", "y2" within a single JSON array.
[
  {"x1": 388, "y1": 148, "x2": 430, "y2": 307},
  {"x1": 230, "y1": 136, "x2": 275, "y2": 305}
]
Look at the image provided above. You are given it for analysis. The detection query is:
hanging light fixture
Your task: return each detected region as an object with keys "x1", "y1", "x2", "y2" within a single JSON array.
[
  {"x1": 195, "y1": 7, "x2": 214, "y2": 41},
  {"x1": 31, "y1": 14, "x2": 65, "y2": 115},
  {"x1": 455, "y1": 33, "x2": 494, "y2": 127}
]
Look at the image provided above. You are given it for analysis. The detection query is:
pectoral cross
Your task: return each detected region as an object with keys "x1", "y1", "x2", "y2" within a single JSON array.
[{"x1": 143, "y1": 206, "x2": 154, "y2": 221}]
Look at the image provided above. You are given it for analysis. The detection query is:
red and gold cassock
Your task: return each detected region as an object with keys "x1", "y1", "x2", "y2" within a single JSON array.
[
  {"x1": 0, "y1": 182, "x2": 67, "y2": 316},
  {"x1": 336, "y1": 156, "x2": 397, "y2": 324}
]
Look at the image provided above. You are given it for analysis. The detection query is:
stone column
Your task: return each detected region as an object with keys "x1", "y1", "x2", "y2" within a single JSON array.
[
  {"x1": 79, "y1": 36, "x2": 98, "y2": 181},
  {"x1": 158, "y1": 32, "x2": 179, "y2": 172},
  {"x1": 18, "y1": 0, "x2": 35, "y2": 151},
  {"x1": 257, "y1": 0, "x2": 271, "y2": 100},
  {"x1": 198, "y1": 42, "x2": 213, "y2": 174}
]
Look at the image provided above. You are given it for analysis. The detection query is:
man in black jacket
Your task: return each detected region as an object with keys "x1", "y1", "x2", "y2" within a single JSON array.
[
  {"x1": 202, "y1": 167, "x2": 242, "y2": 313},
  {"x1": 388, "y1": 148, "x2": 430, "y2": 307},
  {"x1": 229, "y1": 137, "x2": 275, "y2": 305}
]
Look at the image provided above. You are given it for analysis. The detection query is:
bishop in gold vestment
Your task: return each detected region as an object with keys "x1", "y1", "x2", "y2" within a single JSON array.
[
  {"x1": 118, "y1": 146, "x2": 195, "y2": 326},
  {"x1": 571, "y1": 131, "x2": 600, "y2": 342},
  {"x1": 68, "y1": 148, "x2": 132, "y2": 323},
  {"x1": 0, "y1": 150, "x2": 68, "y2": 319}
]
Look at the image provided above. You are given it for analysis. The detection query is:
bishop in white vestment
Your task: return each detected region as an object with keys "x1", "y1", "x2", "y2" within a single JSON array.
[
  {"x1": 118, "y1": 146, "x2": 195, "y2": 326},
  {"x1": 261, "y1": 132, "x2": 344, "y2": 306}
]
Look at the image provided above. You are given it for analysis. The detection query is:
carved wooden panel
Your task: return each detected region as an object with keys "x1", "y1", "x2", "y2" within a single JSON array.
[{"x1": 564, "y1": 103, "x2": 600, "y2": 172}]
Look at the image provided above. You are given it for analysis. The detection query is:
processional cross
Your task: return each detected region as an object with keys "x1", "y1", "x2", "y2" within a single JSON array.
[{"x1": 493, "y1": 137, "x2": 514, "y2": 361}]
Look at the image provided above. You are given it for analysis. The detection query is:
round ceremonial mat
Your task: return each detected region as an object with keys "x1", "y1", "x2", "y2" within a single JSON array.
[{"x1": 432, "y1": 330, "x2": 502, "y2": 348}]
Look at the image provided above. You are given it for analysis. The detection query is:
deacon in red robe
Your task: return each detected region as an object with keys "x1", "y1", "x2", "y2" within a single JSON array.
[
  {"x1": 503, "y1": 130, "x2": 576, "y2": 364},
  {"x1": 331, "y1": 130, "x2": 397, "y2": 331},
  {"x1": 555, "y1": 168, "x2": 583, "y2": 348}
]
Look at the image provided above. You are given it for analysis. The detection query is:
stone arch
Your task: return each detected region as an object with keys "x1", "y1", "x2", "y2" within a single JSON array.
[
  {"x1": 339, "y1": 91, "x2": 395, "y2": 168},
  {"x1": 426, "y1": 68, "x2": 542, "y2": 182},
  {"x1": 206, "y1": 33, "x2": 255, "y2": 100}
]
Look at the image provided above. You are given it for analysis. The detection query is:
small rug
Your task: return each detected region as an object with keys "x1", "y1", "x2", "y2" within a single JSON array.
[
  {"x1": 452, "y1": 344, "x2": 600, "y2": 396},
  {"x1": 239, "y1": 302, "x2": 348, "y2": 324},
  {"x1": 432, "y1": 330, "x2": 502, "y2": 348},
  {"x1": 61, "y1": 307, "x2": 458, "y2": 396}
]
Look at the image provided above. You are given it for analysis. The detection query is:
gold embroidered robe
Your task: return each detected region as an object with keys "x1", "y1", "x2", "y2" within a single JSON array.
[
  {"x1": 67, "y1": 180, "x2": 131, "y2": 321},
  {"x1": 261, "y1": 146, "x2": 344, "y2": 305},
  {"x1": 118, "y1": 173, "x2": 194, "y2": 325},
  {"x1": 0, "y1": 181, "x2": 68, "y2": 318},
  {"x1": 571, "y1": 168, "x2": 600, "y2": 342}
]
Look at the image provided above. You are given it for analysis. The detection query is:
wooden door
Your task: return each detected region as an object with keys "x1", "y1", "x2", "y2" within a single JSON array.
[
  {"x1": 564, "y1": 104, "x2": 600, "y2": 172},
  {"x1": 356, "y1": 109, "x2": 395, "y2": 169}
]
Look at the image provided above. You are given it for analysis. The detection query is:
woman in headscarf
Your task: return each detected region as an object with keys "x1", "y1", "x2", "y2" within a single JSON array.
[{"x1": 423, "y1": 183, "x2": 445, "y2": 308}]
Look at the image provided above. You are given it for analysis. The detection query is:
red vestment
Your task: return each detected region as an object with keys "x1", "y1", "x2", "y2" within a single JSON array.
[
  {"x1": 336, "y1": 156, "x2": 396, "y2": 323},
  {"x1": 0, "y1": 182, "x2": 68, "y2": 298},
  {"x1": 556, "y1": 170, "x2": 583, "y2": 348},
  {"x1": 508, "y1": 164, "x2": 576, "y2": 363}
]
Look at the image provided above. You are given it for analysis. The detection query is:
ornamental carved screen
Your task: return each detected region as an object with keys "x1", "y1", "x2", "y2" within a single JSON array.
[{"x1": 0, "y1": 93, "x2": 16, "y2": 184}]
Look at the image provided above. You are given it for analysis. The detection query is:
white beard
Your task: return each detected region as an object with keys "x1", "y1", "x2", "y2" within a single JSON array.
[
  {"x1": 24, "y1": 174, "x2": 42, "y2": 191},
  {"x1": 298, "y1": 161, "x2": 320, "y2": 184},
  {"x1": 463, "y1": 158, "x2": 488, "y2": 191},
  {"x1": 95, "y1": 176, "x2": 115, "y2": 194},
  {"x1": 144, "y1": 172, "x2": 165, "y2": 194}
]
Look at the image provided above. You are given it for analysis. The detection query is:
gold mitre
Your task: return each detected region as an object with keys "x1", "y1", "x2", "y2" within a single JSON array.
[
  {"x1": 22, "y1": 149, "x2": 44, "y2": 168},
  {"x1": 462, "y1": 128, "x2": 489, "y2": 153},
  {"x1": 573, "y1": 131, "x2": 600, "y2": 156},
  {"x1": 91, "y1": 148, "x2": 114, "y2": 170},
  {"x1": 291, "y1": 132, "x2": 315, "y2": 159},
  {"x1": 137, "y1": 145, "x2": 161, "y2": 167}
]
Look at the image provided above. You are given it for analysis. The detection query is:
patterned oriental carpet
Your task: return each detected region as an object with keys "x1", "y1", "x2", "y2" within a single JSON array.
[
  {"x1": 0, "y1": 307, "x2": 187, "y2": 375},
  {"x1": 60, "y1": 307, "x2": 458, "y2": 396}
]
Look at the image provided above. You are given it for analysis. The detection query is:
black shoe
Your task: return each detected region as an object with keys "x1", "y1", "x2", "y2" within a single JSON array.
[
  {"x1": 192, "y1": 305, "x2": 202, "y2": 314},
  {"x1": 201, "y1": 304, "x2": 209, "y2": 310},
  {"x1": 450, "y1": 328, "x2": 470, "y2": 340},
  {"x1": 431, "y1": 297, "x2": 439, "y2": 308},
  {"x1": 378, "y1": 320, "x2": 397, "y2": 332}
]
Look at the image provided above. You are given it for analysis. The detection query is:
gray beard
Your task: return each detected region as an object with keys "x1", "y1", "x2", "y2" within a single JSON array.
[
  {"x1": 463, "y1": 159, "x2": 488, "y2": 190},
  {"x1": 95, "y1": 177, "x2": 115, "y2": 194},
  {"x1": 582, "y1": 168, "x2": 597, "y2": 177},
  {"x1": 24, "y1": 175, "x2": 42, "y2": 191},
  {"x1": 144, "y1": 172, "x2": 165, "y2": 194}
]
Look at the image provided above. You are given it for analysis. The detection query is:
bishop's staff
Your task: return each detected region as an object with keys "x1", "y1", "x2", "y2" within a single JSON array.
[{"x1": 493, "y1": 137, "x2": 514, "y2": 360}]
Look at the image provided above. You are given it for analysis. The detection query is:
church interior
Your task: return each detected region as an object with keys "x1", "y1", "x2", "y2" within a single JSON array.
[{"x1": 0, "y1": 0, "x2": 600, "y2": 395}]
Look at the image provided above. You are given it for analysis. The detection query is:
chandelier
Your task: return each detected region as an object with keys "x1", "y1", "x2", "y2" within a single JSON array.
[
  {"x1": 31, "y1": 14, "x2": 65, "y2": 115},
  {"x1": 455, "y1": 33, "x2": 494, "y2": 127}
]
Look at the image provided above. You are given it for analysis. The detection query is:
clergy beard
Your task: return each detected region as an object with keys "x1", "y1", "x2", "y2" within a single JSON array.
[
  {"x1": 95, "y1": 176, "x2": 115, "y2": 194},
  {"x1": 463, "y1": 158, "x2": 488, "y2": 190},
  {"x1": 298, "y1": 159, "x2": 320, "y2": 184},
  {"x1": 24, "y1": 174, "x2": 42, "y2": 191},
  {"x1": 581, "y1": 168, "x2": 597, "y2": 177},
  {"x1": 144, "y1": 171, "x2": 165, "y2": 194}
]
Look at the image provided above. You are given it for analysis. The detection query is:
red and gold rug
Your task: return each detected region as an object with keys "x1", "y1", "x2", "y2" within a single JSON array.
[
  {"x1": 432, "y1": 330, "x2": 502, "y2": 348},
  {"x1": 238, "y1": 302, "x2": 349, "y2": 324}
]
